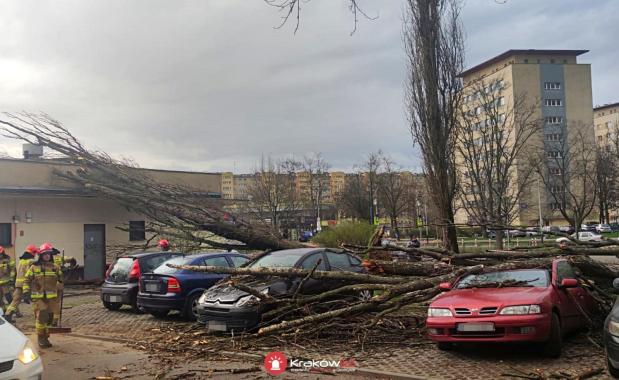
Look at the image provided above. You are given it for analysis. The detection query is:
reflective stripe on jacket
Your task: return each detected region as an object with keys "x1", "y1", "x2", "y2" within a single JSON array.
[
  {"x1": 15, "y1": 258, "x2": 34, "y2": 287},
  {"x1": 0, "y1": 254, "x2": 15, "y2": 285},
  {"x1": 23, "y1": 261, "x2": 63, "y2": 299}
]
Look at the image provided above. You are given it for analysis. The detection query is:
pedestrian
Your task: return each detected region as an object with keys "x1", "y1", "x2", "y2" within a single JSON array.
[
  {"x1": 4, "y1": 244, "x2": 38, "y2": 324},
  {"x1": 23, "y1": 242, "x2": 63, "y2": 348},
  {"x1": 157, "y1": 239, "x2": 170, "y2": 251},
  {"x1": 0, "y1": 245, "x2": 16, "y2": 314}
]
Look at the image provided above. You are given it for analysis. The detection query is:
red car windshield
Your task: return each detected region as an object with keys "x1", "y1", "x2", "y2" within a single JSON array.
[{"x1": 456, "y1": 269, "x2": 549, "y2": 289}]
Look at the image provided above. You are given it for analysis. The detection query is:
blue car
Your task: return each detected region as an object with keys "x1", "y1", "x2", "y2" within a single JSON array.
[{"x1": 137, "y1": 252, "x2": 249, "y2": 320}]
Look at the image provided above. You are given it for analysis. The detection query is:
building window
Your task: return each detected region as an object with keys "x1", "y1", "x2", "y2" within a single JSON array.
[
  {"x1": 549, "y1": 185, "x2": 564, "y2": 193},
  {"x1": 129, "y1": 221, "x2": 146, "y2": 241},
  {"x1": 549, "y1": 167, "x2": 562, "y2": 176},
  {"x1": 545, "y1": 116, "x2": 563, "y2": 124},
  {"x1": 498, "y1": 97, "x2": 505, "y2": 106},
  {"x1": 544, "y1": 99, "x2": 563, "y2": 107},
  {"x1": 0, "y1": 223, "x2": 11, "y2": 246},
  {"x1": 549, "y1": 202, "x2": 561, "y2": 210},
  {"x1": 545, "y1": 133, "x2": 562, "y2": 141},
  {"x1": 547, "y1": 151, "x2": 562, "y2": 158},
  {"x1": 544, "y1": 82, "x2": 561, "y2": 90}
]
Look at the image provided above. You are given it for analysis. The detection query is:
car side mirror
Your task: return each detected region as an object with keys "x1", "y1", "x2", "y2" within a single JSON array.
[
  {"x1": 560, "y1": 278, "x2": 578, "y2": 288},
  {"x1": 439, "y1": 282, "x2": 451, "y2": 291},
  {"x1": 613, "y1": 278, "x2": 619, "y2": 290}
]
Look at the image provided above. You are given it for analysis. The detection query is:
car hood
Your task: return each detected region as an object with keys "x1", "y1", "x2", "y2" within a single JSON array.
[
  {"x1": 0, "y1": 318, "x2": 28, "y2": 361},
  {"x1": 430, "y1": 287, "x2": 550, "y2": 309},
  {"x1": 202, "y1": 278, "x2": 274, "y2": 303}
]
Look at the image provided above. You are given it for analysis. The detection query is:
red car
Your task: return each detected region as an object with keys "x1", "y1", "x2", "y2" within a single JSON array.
[{"x1": 426, "y1": 259, "x2": 598, "y2": 357}]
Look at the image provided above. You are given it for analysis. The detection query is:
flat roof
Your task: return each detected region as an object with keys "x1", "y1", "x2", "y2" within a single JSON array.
[
  {"x1": 594, "y1": 101, "x2": 619, "y2": 111},
  {"x1": 459, "y1": 49, "x2": 589, "y2": 78}
]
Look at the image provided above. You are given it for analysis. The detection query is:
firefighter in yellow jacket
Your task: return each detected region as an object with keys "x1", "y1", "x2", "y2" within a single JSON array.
[
  {"x1": 4, "y1": 245, "x2": 38, "y2": 323},
  {"x1": 0, "y1": 245, "x2": 16, "y2": 313},
  {"x1": 23, "y1": 243, "x2": 63, "y2": 348},
  {"x1": 50, "y1": 248, "x2": 74, "y2": 327}
]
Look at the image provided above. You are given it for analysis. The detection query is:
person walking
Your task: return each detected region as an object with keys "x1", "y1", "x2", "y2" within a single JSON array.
[
  {"x1": 0, "y1": 245, "x2": 16, "y2": 314},
  {"x1": 49, "y1": 246, "x2": 73, "y2": 327},
  {"x1": 4, "y1": 244, "x2": 38, "y2": 323},
  {"x1": 23, "y1": 243, "x2": 63, "y2": 348}
]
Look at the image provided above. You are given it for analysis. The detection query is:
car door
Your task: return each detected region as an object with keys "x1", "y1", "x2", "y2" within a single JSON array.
[
  {"x1": 296, "y1": 252, "x2": 328, "y2": 294},
  {"x1": 553, "y1": 260, "x2": 587, "y2": 330},
  {"x1": 228, "y1": 255, "x2": 250, "y2": 268},
  {"x1": 202, "y1": 256, "x2": 232, "y2": 288}
]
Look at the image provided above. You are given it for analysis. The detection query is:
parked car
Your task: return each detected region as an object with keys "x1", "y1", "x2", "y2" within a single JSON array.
[
  {"x1": 556, "y1": 231, "x2": 603, "y2": 243},
  {"x1": 507, "y1": 229, "x2": 527, "y2": 238},
  {"x1": 558, "y1": 226, "x2": 576, "y2": 235},
  {"x1": 0, "y1": 309, "x2": 44, "y2": 379},
  {"x1": 197, "y1": 248, "x2": 367, "y2": 333},
  {"x1": 581, "y1": 222, "x2": 598, "y2": 232},
  {"x1": 138, "y1": 252, "x2": 249, "y2": 320},
  {"x1": 101, "y1": 251, "x2": 183, "y2": 311},
  {"x1": 610, "y1": 223, "x2": 619, "y2": 232},
  {"x1": 426, "y1": 259, "x2": 598, "y2": 357},
  {"x1": 525, "y1": 227, "x2": 541, "y2": 237},
  {"x1": 597, "y1": 224, "x2": 613, "y2": 233},
  {"x1": 604, "y1": 278, "x2": 619, "y2": 378}
]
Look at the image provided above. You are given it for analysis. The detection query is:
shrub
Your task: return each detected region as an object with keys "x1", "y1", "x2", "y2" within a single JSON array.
[{"x1": 312, "y1": 221, "x2": 376, "y2": 248}]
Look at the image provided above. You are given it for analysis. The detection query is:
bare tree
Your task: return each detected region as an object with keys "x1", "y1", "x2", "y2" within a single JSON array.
[
  {"x1": 377, "y1": 156, "x2": 412, "y2": 238},
  {"x1": 362, "y1": 151, "x2": 383, "y2": 224},
  {"x1": 301, "y1": 153, "x2": 331, "y2": 229},
  {"x1": 0, "y1": 113, "x2": 302, "y2": 250},
  {"x1": 336, "y1": 173, "x2": 371, "y2": 222},
  {"x1": 596, "y1": 147, "x2": 617, "y2": 224},
  {"x1": 534, "y1": 126, "x2": 598, "y2": 234},
  {"x1": 404, "y1": 0, "x2": 464, "y2": 252},
  {"x1": 457, "y1": 79, "x2": 539, "y2": 248},
  {"x1": 246, "y1": 156, "x2": 301, "y2": 232}
]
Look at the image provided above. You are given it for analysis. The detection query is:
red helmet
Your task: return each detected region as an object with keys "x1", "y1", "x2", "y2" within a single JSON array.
[
  {"x1": 157, "y1": 239, "x2": 170, "y2": 250},
  {"x1": 39, "y1": 242, "x2": 54, "y2": 254},
  {"x1": 0, "y1": 246, "x2": 4, "y2": 254},
  {"x1": 25, "y1": 244, "x2": 38, "y2": 254}
]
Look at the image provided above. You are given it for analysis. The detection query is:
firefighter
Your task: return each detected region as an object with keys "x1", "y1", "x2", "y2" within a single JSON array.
[
  {"x1": 0, "y1": 245, "x2": 16, "y2": 313},
  {"x1": 23, "y1": 243, "x2": 63, "y2": 348},
  {"x1": 50, "y1": 248, "x2": 74, "y2": 327},
  {"x1": 157, "y1": 239, "x2": 170, "y2": 251},
  {"x1": 3, "y1": 244, "x2": 38, "y2": 323}
]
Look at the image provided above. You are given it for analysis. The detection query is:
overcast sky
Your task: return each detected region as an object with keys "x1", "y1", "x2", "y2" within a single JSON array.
[{"x1": 0, "y1": 0, "x2": 617, "y2": 173}]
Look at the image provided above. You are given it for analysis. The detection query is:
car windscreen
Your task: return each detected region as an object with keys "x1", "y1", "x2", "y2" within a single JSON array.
[
  {"x1": 248, "y1": 252, "x2": 301, "y2": 268},
  {"x1": 153, "y1": 256, "x2": 193, "y2": 274},
  {"x1": 456, "y1": 269, "x2": 549, "y2": 289},
  {"x1": 108, "y1": 257, "x2": 133, "y2": 282}
]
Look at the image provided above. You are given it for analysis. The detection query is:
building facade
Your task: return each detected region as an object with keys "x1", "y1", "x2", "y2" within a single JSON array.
[
  {"x1": 0, "y1": 157, "x2": 221, "y2": 280},
  {"x1": 455, "y1": 49, "x2": 595, "y2": 227},
  {"x1": 594, "y1": 102, "x2": 619, "y2": 149}
]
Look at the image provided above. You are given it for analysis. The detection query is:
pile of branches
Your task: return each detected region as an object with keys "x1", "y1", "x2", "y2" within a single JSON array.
[{"x1": 170, "y1": 241, "x2": 618, "y2": 341}]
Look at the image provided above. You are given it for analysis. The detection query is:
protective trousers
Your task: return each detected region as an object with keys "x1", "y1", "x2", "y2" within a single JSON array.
[
  {"x1": 0, "y1": 284, "x2": 10, "y2": 312},
  {"x1": 5, "y1": 287, "x2": 23, "y2": 315},
  {"x1": 34, "y1": 298, "x2": 57, "y2": 341}
]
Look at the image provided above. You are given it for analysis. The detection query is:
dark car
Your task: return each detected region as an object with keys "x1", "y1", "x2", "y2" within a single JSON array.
[
  {"x1": 137, "y1": 252, "x2": 249, "y2": 320},
  {"x1": 610, "y1": 223, "x2": 619, "y2": 232},
  {"x1": 197, "y1": 248, "x2": 367, "y2": 333},
  {"x1": 604, "y1": 279, "x2": 619, "y2": 378},
  {"x1": 101, "y1": 251, "x2": 182, "y2": 311}
]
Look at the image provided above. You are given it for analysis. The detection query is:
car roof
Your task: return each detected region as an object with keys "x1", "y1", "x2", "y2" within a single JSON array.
[
  {"x1": 268, "y1": 248, "x2": 340, "y2": 256},
  {"x1": 121, "y1": 251, "x2": 183, "y2": 259}
]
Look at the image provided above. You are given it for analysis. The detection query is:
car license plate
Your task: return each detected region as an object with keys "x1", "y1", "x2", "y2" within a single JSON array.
[
  {"x1": 107, "y1": 295, "x2": 121, "y2": 303},
  {"x1": 456, "y1": 323, "x2": 495, "y2": 332},
  {"x1": 208, "y1": 321, "x2": 227, "y2": 332},
  {"x1": 145, "y1": 283, "x2": 159, "y2": 292}
]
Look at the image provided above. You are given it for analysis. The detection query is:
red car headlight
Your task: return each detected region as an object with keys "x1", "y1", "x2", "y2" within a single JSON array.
[{"x1": 428, "y1": 308, "x2": 453, "y2": 317}]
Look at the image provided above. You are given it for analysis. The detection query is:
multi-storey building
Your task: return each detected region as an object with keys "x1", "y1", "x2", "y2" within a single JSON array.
[
  {"x1": 594, "y1": 102, "x2": 619, "y2": 149},
  {"x1": 455, "y1": 49, "x2": 595, "y2": 227}
]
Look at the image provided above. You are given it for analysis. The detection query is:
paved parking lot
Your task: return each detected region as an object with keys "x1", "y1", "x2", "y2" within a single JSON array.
[{"x1": 12, "y1": 286, "x2": 611, "y2": 379}]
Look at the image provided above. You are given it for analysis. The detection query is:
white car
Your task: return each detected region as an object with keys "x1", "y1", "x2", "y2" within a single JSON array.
[
  {"x1": 596, "y1": 224, "x2": 612, "y2": 233},
  {"x1": 556, "y1": 231, "x2": 604, "y2": 243},
  {"x1": 0, "y1": 310, "x2": 43, "y2": 380}
]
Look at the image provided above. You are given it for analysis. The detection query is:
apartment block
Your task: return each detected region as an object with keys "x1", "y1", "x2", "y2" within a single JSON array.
[
  {"x1": 594, "y1": 102, "x2": 619, "y2": 149},
  {"x1": 455, "y1": 49, "x2": 594, "y2": 227}
]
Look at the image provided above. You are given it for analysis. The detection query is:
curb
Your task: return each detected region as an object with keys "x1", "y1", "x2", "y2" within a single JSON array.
[{"x1": 355, "y1": 368, "x2": 438, "y2": 380}]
